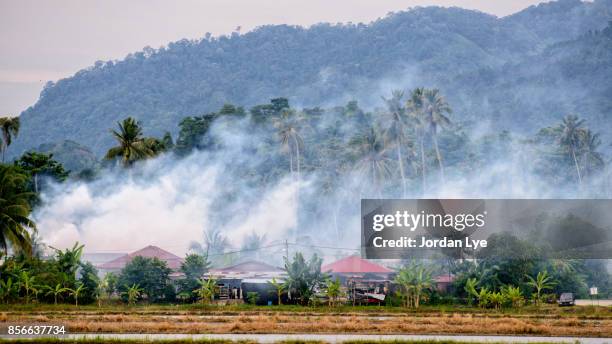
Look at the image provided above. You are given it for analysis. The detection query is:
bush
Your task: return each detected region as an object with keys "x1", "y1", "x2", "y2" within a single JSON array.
[
  {"x1": 246, "y1": 292, "x2": 259, "y2": 305},
  {"x1": 117, "y1": 256, "x2": 171, "y2": 303}
]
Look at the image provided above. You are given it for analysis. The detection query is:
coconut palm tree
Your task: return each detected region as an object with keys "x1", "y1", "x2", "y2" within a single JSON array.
[
  {"x1": 350, "y1": 127, "x2": 392, "y2": 197},
  {"x1": 0, "y1": 116, "x2": 19, "y2": 162},
  {"x1": 423, "y1": 89, "x2": 451, "y2": 184},
  {"x1": 579, "y1": 129, "x2": 604, "y2": 177},
  {"x1": 382, "y1": 90, "x2": 411, "y2": 197},
  {"x1": 105, "y1": 117, "x2": 154, "y2": 167},
  {"x1": 273, "y1": 109, "x2": 306, "y2": 183},
  {"x1": 557, "y1": 115, "x2": 586, "y2": 185},
  {"x1": 0, "y1": 165, "x2": 35, "y2": 256},
  {"x1": 406, "y1": 88, "x2": 427, "y2": 192}
]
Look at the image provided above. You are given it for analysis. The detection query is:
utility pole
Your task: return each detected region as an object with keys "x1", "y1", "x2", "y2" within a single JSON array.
[{"x1": 285, "y1": 239, "x2": 289, "y2": 260}]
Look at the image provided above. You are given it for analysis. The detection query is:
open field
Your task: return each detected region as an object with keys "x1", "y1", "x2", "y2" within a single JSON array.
[
  {"x1": 0, "y1": 304, "x2": 611, "y2": 338},
  {"x1": 1, "y1": 334, "x2": 612, "y2": 344}
]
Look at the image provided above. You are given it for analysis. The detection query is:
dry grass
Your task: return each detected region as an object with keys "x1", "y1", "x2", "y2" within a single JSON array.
[{"x1": 2, "y1": 310, "x2": 611, "y2": 337}]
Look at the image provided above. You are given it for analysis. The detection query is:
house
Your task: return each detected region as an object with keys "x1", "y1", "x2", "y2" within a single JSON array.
[
  {"x1": 322, "y1": 255, "x2": 394, "y2": 304},
  {"x1": 207, "y1": 260, "x2": 286, "y2": 304},
  {"x1": 98, "y1": 245, "x2": 184, "y2": 274}
]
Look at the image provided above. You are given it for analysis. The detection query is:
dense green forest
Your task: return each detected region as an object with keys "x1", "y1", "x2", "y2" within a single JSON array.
[{"x1": 8, "y1": 0, "x2": 612, "y2": 157}]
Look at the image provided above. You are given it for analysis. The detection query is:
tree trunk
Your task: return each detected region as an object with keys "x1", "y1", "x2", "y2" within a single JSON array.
[
  {"x1": 571, "y1": 147, "x2": 582, "y2": 185},
  {"x1": 34, "y1": 174, "x2": 39, "y2": 193},
  {"x1": 396, "y1": 140, "x2": 407, "y2": 198},
  {"x1": 432, "y1": 132, "x2": 445, "y2": 185},
  {"x1": 419, "y1": 135, "x2": 427, "y2": 194}
]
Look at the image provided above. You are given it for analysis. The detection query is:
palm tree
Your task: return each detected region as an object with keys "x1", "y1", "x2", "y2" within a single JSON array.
[
  {"x1": 0, "y1": 116, "x2": 19, "y2": 162},
  {"x1": 558, "y1": 115, "x2": 585, "y2": 185},
  {"x1": 382, "y1": 90, "x2": 411, "y2": 197},
  {"x1": 66, "y1": 283, "x2": 85, "y2": 307},
  {"x1": 407, "y1": 88, "x2": 427, "y2": 192},
  {"x1": 350, "y1": 127, "x2": 392, "y2": 197},
  {"x1": 44, "y1": 283, "x2": 69, "y2": 305},
  {"x1": 579, "y1": 129, "x2": 604, "y2": 177},
  {"x1": 423, "y1": 89, "x2": 451, "y2": 184},
  {"x1": 0, "y1": 165, "x2": 36, "y2": 256},
  {"x1": 273, "y1": 110, "x2": 305, "y2": 183},
  {"x1": 104, "y1": 117, "x2": 154, "y2": 167},
  {"x1": 526, "y1": 271, "x2": 556, "y2": 306}
]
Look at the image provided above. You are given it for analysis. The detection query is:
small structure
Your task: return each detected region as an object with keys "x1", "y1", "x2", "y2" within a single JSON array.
[
  {"x1": 322, "y1": 255, "x2": 394, "y2": 304},
  {"x1": 433, "y1": 274, "x2": 455, "y2": 293},
  {"x1": 207, "y1": 260, "x2": 286, "y2": 304},
  {"x1": 98, "y1": 245, "x2": 184, "y2": 274}
]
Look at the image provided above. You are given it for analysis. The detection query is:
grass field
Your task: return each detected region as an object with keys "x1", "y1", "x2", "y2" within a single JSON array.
[
  {"x1": 0, "y1": 338, "x2": 579, "y2": 344},
  {"x1": 0, "y1": 304, "x2": 610, "y2": 337}
]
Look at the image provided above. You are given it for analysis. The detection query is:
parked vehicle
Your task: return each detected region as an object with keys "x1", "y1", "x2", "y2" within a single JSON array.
[{"x1": 558, "y1": 292, "x2": 575, "y2": 306}]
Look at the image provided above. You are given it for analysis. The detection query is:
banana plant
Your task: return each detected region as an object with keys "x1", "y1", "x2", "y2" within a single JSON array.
[
  {"x1": 44, "y1": 283, "x2": 70, "y2": 305},
  {"x1": 66, "y1": 283, "x2": 85, "y2": 307}
]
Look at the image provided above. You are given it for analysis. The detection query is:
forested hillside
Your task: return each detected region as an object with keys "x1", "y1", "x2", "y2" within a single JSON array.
[{"x1": 10, "y1": 0, "x2": 612, "y2": 157}]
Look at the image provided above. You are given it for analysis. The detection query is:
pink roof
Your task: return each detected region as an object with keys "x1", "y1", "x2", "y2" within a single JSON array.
[
  {"x1": 99, "y1": 245, "x2": 184, "y2": 270},
  {"x1": 322, "y1": 256, "x2": 393, "y2": 274}
]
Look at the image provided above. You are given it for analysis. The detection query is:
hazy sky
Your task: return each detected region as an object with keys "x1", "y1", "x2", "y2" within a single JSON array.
[{"x1": 0, "y1": 0, "x2": 549, "y2": 115}]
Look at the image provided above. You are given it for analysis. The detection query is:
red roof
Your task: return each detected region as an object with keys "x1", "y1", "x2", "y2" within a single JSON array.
[
  {"x1": 322, "y1": 256, "x2": 393, "y2": 274},
  {"x1": 99, "y1": 245, "x2": 184, "y2": 270}
]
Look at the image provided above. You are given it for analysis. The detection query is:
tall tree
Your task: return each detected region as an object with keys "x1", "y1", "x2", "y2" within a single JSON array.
[
  {"x1": 407, "y1": 88, "x2": 427, "y2": 193},
  {"x1": 273, "y1": 109, "x2": 305, "y2": 184},
  {"x1": 0, "y1": 117, "x2": 19, "y2": 162},
  {"x1": 557, "y1": 115, "x2": 586, "y2": 185},
  {"x1": 15, "y1": 152, "x2": 69, "y2": 193},
  {"x1": 382, "y1": 90, "x2": 411, "y2": 197},
  {"x1": 0, "y1": 165, "x2": 35, "y2": 256},
  {"x1": 283, "y1": 252, "x2": 327, "y2": 305},
  {"x1": 423, "y1": 88, "x2": 452, "y2": 184},
  {"x1": 579, "y1": 129, "x2": 604, "y2": 177},
  {"x1": 104, "y1": 117, "x2": 154, "y2": 167},
  {"x1": 350, "y1": 127, "x2": 392, "y2": 197}
]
